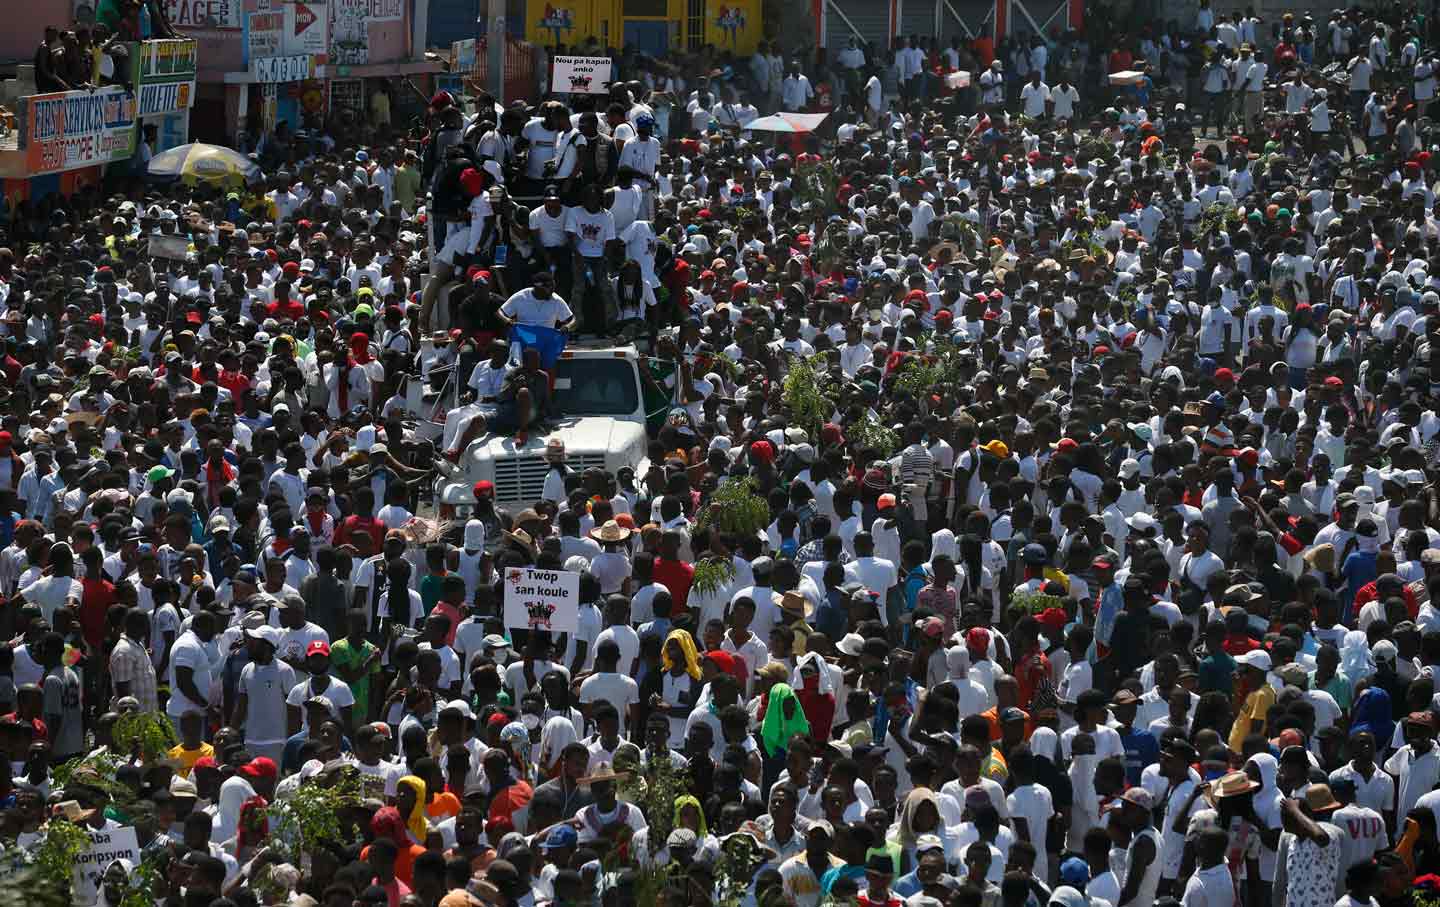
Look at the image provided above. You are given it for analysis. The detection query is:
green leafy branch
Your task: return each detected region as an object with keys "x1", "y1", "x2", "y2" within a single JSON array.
[
  {"x1": 697, "y1": 478, "x2": 771, "y2": 538},
  {"x1": 782, "y1": 353, "x2": 832, "y2": 440},
  {"x1": 265, "y1": 770, "x2": 364, "y2": 863},
  {"x1": 691, "y1": 557, "x2": 738, "y2": 597},
  {"x1": 31, "y1": 819, "x2": 90, "y2": 899},
  {"x1": 113, "y1": 712, "x2": 178, "y2": 763},
  {"x1": 848, "y1": 412, "x2": 899, "y2": 459}
]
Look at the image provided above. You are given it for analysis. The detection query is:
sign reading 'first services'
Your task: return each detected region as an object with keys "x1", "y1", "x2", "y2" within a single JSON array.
[{"x1": 22, "y1": 87, "x2": 136, "y2": 176}]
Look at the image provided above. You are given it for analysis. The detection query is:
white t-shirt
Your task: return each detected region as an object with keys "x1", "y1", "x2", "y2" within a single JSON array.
[
  {"x1": 578, "y1": 672, "x2": 640, "y2": 717},
  {"x1": 237, "y1": 660, "x2": 298, "y2": 745},
  {"x1": 1021, "y1": 82, "x2": 1051, "y2": 118},
  {"x1": 565, "y1": 207, "x2": 617, "y2": 258},
  {"x1": 1052, "y1": 84, "x2": 1080, "y2": 119},
  {"x1": 529, "y1": 205, "x2": 569, "y2": 248},
  {"x1": 500, "y1": 289, "x2": 574, "y2": 328},
  {"x1": 285, "y1": 675, "x2": 355, "y2": 731},
  {"x1": 166, "y1": 630, "x2": 215, "y2": 718},
  {"x1": 20, "y1": 575, "x2": 82, "y2": 624}
]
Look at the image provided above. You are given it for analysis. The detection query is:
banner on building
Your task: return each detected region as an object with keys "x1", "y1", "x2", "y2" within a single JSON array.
[
  {"x1": 331, "y1": 0, "x2": 369, "y2": 65},
  {"x1": 137, "y1": 81, "x2": 195, "y2": 116},
  {"x1": 161, "y1": 0, "x2": 241, "y2": 28},
  {"x1": 252, "y1": 54, "x2": 319, "y2": 83},
  {"x1": 283, "y1": 1, "x2": 329, "y2": 58},
  {"x1": 503, "y1": 567, "x2": 579, "y2": 633},
  {"x1": 370, "y1": 0, "x2": 403, "y2": 21},
  {"x1": 21, "y1": 87, "x2": 137, "y2": 176},
  {"x1": 551, "y1": 55, "x2": 612, "y2": 94},
  {"x1": 137, "y1": 39, "x2": 198, "y2": 80},
  {"x1": 246, "y1": 10, "x2": 285, "y2": 63}
]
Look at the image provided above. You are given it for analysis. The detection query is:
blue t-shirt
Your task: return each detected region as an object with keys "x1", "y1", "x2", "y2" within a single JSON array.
[
  {"x1": 1118, "y1": 724, "x2": 1160, "y2": 786},
  {"x1": 1340, "y1": 550, "x2": 1378, "y2": 619}
]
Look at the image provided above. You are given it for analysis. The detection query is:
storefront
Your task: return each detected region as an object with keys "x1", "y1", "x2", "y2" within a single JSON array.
[
  {"x1": 132, "y1": 39, "x2": 199, "y2": 153},
  {"x1": 523, "y1": 0, "x2": 764, "y2": 56}
]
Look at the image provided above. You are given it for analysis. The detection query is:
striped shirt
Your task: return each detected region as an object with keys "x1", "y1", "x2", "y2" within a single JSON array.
[{"x1": 899, "y1": 443, "x2": 935, "y2": 486}]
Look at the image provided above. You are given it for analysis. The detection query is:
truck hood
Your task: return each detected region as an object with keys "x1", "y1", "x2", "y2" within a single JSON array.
[
  {"x1": 475, "y1": 416, "x2": 637, "y2": 459},
  {"x1": 438, "y1": 416, "x2": 647, "y2": 506}
]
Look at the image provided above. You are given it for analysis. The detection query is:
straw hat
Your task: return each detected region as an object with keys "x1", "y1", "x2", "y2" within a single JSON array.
[
  {"x1": 781, "y1": 590, "x2": 813, "y2": 619},
  {"x1": 579, "y1": 761, "x2": 631, "y2": 784},
  {"x1": 1206, "y1": 770, "x2": 1261, "y2": 806},
  {"x1": 590, "y1": 519, "x2": 633, "y2": 543},
  {"x1": 1303, "y1": 543, "x2": 1337, "y2": 573},
  {"x1": 503, "y1": 528, "x2": 537, "y2": 556},
  {"x1": 1302, "y1": 784, "x2": 1342, "y2": 814}
]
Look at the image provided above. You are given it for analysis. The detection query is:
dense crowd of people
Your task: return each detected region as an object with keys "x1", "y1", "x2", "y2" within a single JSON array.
[{"x1": 7, "y1": 4, "x2": 1440, "y2": 907}]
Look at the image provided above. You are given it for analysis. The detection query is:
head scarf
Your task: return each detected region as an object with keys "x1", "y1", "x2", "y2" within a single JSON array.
[
  {"x1": 790, "y1": 651, "x2": 835, "y2": 696},
  {"x1": 931, "y1": 528, "x2": 958, "y2": 566},
  {"x1": 349, "y1": 332, "x2": 374, "y2": 364},
  {"x1": 704, "y1": 650, "x2": 749, "y2": 689},
  {"x1": 1340, "y1": 629, "x2": 1377, "y2": 684},
  {"x1": 237, "y1": 794, "x2": 269, "y2": 849},
  {"x1": 499, "y1": 720, "x2": 532, "y2": 781},
  {"x1": 97, "y1": 858, "x2": 136, "y2": 907},
  {"x1": 396, "y1": 775, "x2": 430, "y2": 843},
  {"x1": 662, "y1": 629, "x2": 703, "y2": 680},
  {"x1": 759, "y1": 683, "x2": 811, "y2": 757},
  {"x1": 1245, "y1": 753, "x2": 1284, "y2": 827},
  {"x1": 1349, "y1": 687, "x2": 1394, "y2": 744},
  {"x1": 463, "y1": 518, "x2": 486, "y2": 550},
  {"x1": 898, "y1": 787, "x2": 942, "y2": 847},
  {"x1": 539, "y1": 715, "x2": 579, "y2": 778},
  {"x1": 673, "y1": 794, "x2": 709, "y2": 838},
  {"x1": 371, "y1": 806, "x2": 410, "y2": 846}
]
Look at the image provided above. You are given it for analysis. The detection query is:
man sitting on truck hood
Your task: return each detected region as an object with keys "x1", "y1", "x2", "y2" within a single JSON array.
[{"x1": 442, "y1": 341, "x2": 513, "y2": 462}]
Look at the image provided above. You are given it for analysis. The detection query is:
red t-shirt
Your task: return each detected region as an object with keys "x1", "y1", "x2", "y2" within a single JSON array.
[
  {"x1": 78, "y1": 578, "x2": 116, "y2": 649},
  {"x1": 652, "y1": 558, "x2": 694, "y2": 612},
  {"x1": 335, "y1": 515, "x2": 384, "y2": 553},
  {"x1": 1222, "y1": 635, "x2": 1260, "y2": 656}
]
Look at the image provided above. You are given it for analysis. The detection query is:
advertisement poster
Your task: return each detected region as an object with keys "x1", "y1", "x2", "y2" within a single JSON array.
[
  {"x1": 161, "y1": 0, "x2": 241, "y2": 28},
  {"x1": 371, "y1": 0, "x2": 403, "y2": 21},
  {"x1": 330, "y1": 0, "x2": 369, "y2": 65},
  {"x1": 503, "y1": 567, "x2": 579, "y2": 633},
  {"x1": 137, "y1": 81, "x2": 194, "y2": 116},
  {"x1": 22, "y1": 87, "x2": 137, "y2": 176},
  {"x1": 551, "y1": 55, "x2": 612, "y2": 94},
  {"x1": 136, "y1": 39, "x2": 198, "y2": 80},
  {"x1": 246, "y1": 10, "x2": 284, "y2": 63},
  {"x1": 283, "y1": 1, "x2": 329, "y2": 58}
]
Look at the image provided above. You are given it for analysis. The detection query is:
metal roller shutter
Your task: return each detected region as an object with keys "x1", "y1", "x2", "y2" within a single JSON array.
[{"x1": 825, "y1": 0, "x2": 892, "y2": 56}]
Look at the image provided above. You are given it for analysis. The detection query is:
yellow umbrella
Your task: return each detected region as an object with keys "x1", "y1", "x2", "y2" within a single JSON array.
[{"x1": 145, "y1": 143, "x2": 263, "y2": 188}]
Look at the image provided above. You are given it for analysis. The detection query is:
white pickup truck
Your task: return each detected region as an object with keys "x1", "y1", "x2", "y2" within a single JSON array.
[{"x1": 428, "y1": 342, "x2": 652, "y2": 518}]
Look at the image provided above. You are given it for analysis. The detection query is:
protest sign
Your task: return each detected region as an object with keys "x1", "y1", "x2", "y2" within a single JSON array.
[
  {"x1": 503, "y1": 567, "x2": 579, "y2": 633},
  {"x1": 551, "y1": 55, "x2": 612, "y2": 94},
  {"x1": 73, "y1": 826, "x2": 140, "y2": 905}
]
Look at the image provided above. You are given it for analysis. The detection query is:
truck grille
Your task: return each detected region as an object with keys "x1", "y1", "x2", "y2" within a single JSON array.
[{"x1": 493, "y1": 454, "x2": 609, "y2": 503}]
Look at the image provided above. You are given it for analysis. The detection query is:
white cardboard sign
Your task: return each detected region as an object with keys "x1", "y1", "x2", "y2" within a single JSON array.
[{"x1": 503, "y1": 567, "x2": 579, "y2": 633}]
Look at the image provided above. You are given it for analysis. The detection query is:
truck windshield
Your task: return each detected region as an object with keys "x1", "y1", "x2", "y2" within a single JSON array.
[{"x1": 554, "y1": 358, "x2": 640, "y2": 417}]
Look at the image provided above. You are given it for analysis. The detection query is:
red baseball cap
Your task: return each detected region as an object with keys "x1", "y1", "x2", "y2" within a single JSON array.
[
  {"x1": 965, "y1": 627, "x2": 991, "y2": 650},
  {"x1": 1054, "y1": 438, "x2": 1078, "y2": 454},
  {"x1": 238, "y1": 757, "x2": 278, "y2": 780},
  {"x1": 306, "y1": 640, "x2": 331, "y2": 658},
  {"x1": 473, "y1": 480, "x2": 495, "y2": 498},
  {"x1": 1214, "y1": 367, "x2": 1235, "y2": 383}
]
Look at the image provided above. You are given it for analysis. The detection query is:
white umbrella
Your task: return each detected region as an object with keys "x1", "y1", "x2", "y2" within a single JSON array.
[{"x1": 743, "y1": 112, "x2": 830, "y2": 133}]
